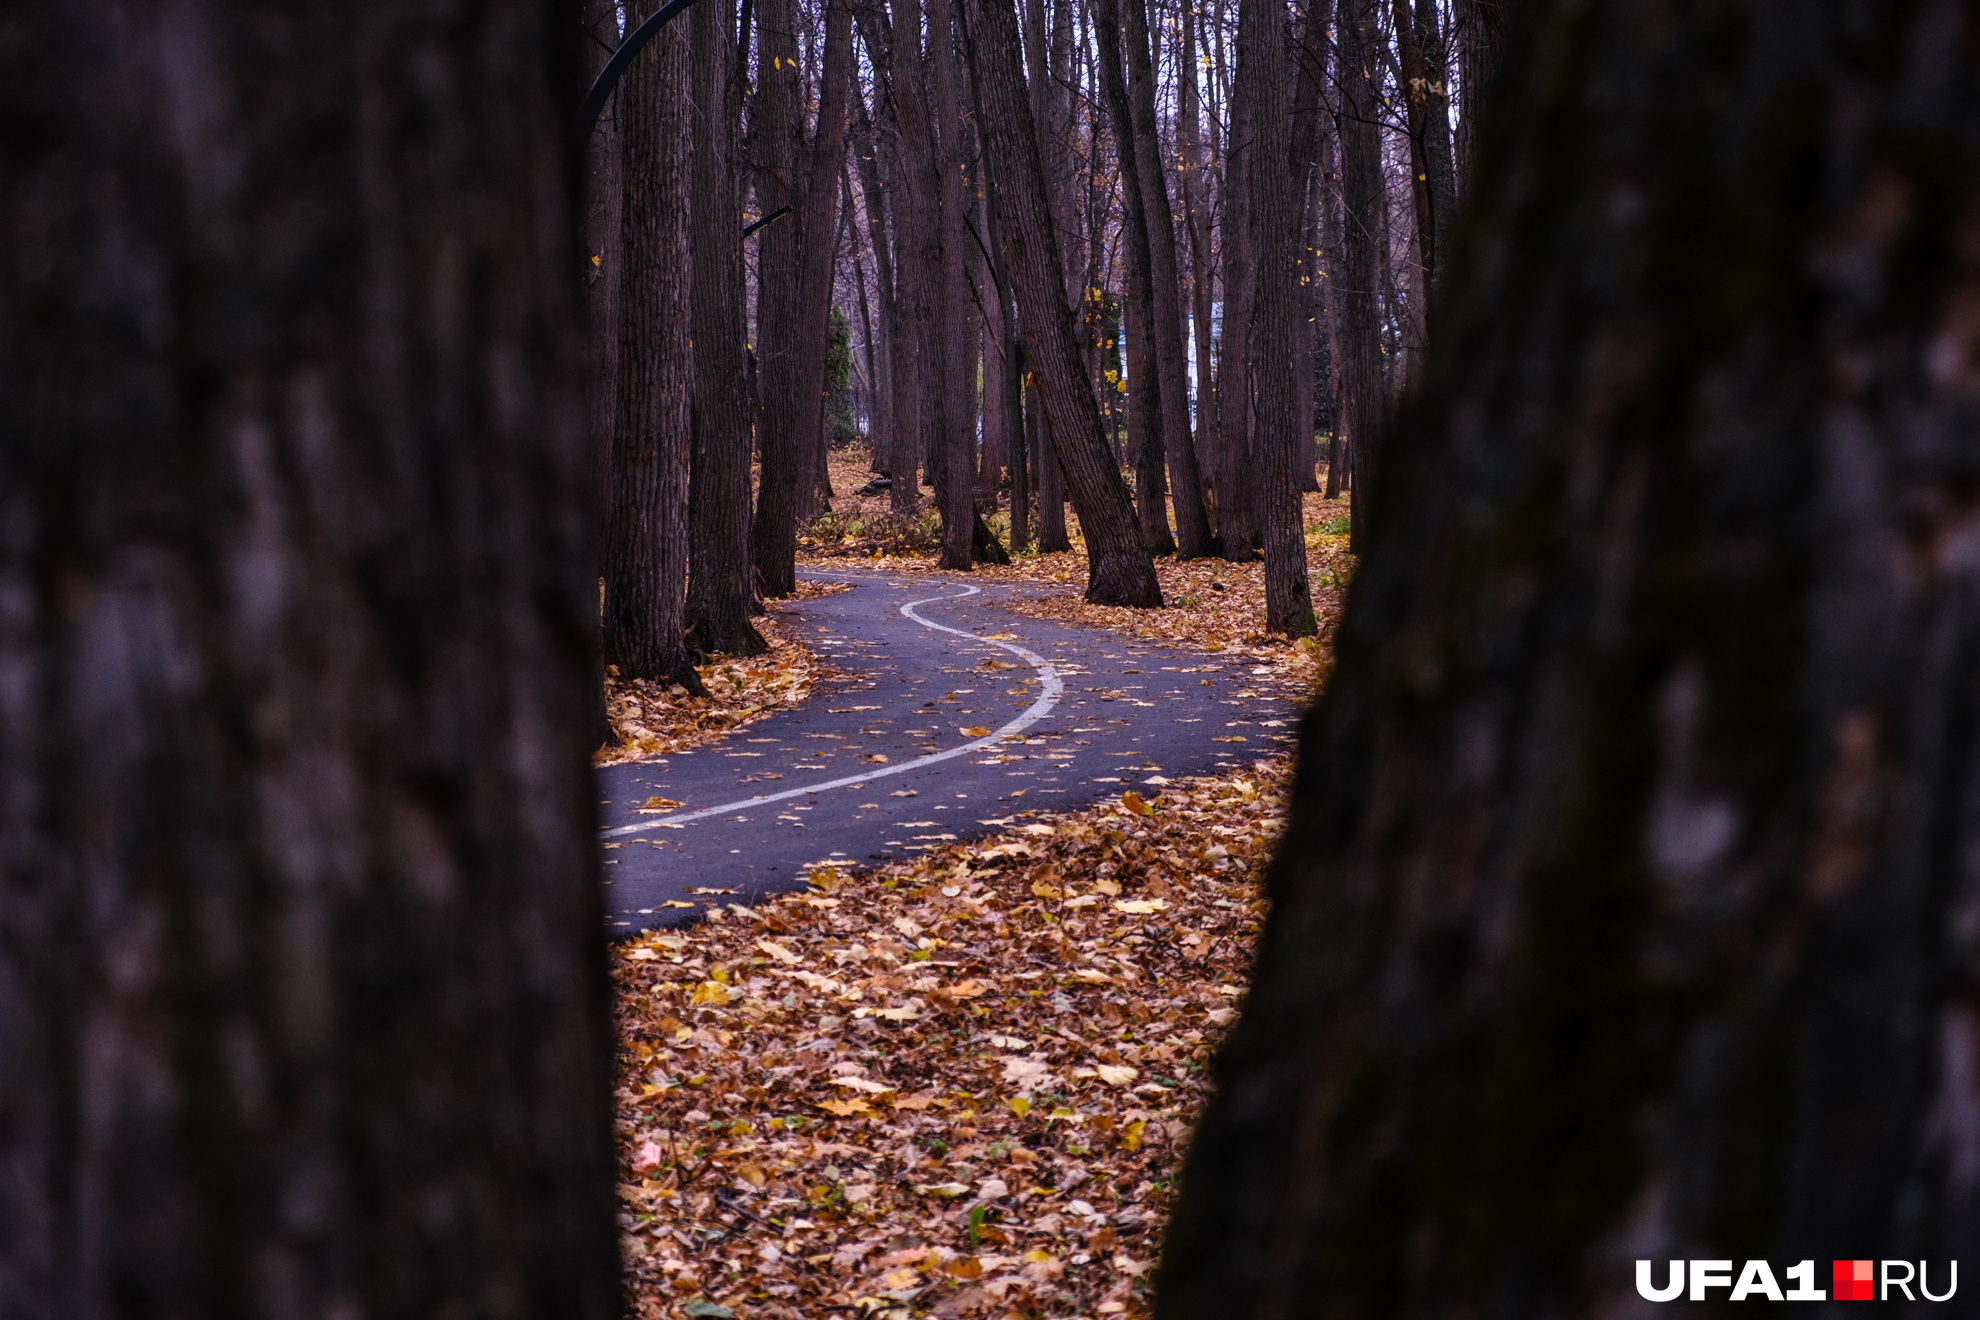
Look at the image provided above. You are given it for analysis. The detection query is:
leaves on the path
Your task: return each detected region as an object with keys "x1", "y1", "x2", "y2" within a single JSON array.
[
  {"x1": 597, "y1": 607, "x2": 839, "y2": 766},
  {"x1": 610, "y1": 760, "x2": 1293, "y2": 1320}
]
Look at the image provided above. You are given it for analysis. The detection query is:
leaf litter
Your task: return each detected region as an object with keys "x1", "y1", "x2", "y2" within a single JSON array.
[
  {"x1": 611, "y1": 759, "x2": 1290, "y2": 1320},
  {"x1": 598, "y1": 591, "x2": 847, "y2": 766},
  {"x1": 610, "y1": 447, "x2": 1351, "y2": 1316}
]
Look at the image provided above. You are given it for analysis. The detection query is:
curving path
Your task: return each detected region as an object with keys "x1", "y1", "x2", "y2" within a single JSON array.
[{"x1": 596, "y1": 569, "x2": 1297, "y2": 934}]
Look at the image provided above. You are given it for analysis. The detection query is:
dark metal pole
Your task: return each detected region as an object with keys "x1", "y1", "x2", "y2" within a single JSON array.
[
  {"x1": 741, "y1": 205, "x2": 795, "y2": 238},
  {"x1": 583, "y1": 0, "x2": 713, "y2": 133}
]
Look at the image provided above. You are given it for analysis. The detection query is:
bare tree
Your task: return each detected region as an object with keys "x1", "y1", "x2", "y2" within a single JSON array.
[
  {"x1": 966, "y1": 0, "x2": 1164, "y2": 606},
  {"x1": 1335, "y1": 0, "x2": 1388, "y2": 547},
  {"x1": 752, "y1": 0, "x2": 854, "y2": 596},
  {"x1": 688, "y1": 0, "x2": 767, "y2": 654},
  {"x1": 605, "y1": 3, "x2": 700, "y2": 686},
  {"x1": 1122, "y1": 0, "x2": 1217, "y2": 556},
  {"x1": 1241, "y1": 0, "x2": 1314, "y2": 633}
]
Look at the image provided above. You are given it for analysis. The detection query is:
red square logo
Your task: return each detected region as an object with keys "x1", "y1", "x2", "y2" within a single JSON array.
[{"x1": 1833, "y1": 1260, "x2": 1874, "y2": 1301}]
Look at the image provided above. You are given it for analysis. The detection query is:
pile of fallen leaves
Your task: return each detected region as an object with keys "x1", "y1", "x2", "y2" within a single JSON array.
[
  {"x1": 610, "y1": 760, "x2": 1289, "y2": 1320},
  {"x1": 597, "y1": 593, "x2": 845, "y2": 766}
]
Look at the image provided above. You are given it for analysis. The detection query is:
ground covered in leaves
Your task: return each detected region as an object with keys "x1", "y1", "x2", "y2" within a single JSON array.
[
  {"x1": 611, "y1": 760, "x2": 1288, "y2": 1320},
  {"x1": 597, "y1": 585, "x2": 849, "y2": 766},
  {"x1": 607, "y1": 448, "x2": 1347, "y2": 1317}
]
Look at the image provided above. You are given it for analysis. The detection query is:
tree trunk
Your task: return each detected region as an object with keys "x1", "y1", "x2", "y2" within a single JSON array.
[
  {"x1": 1092, "y1": 0, "x2": 1175, "y2": 558},
  {"x1": 927, "y1": 0, "x2": 981, "y2": 570},
  {"x1": 884, "y1": 0, "x2": 953, "y2": 533},
  {"x1": 605, "y1": 3, "x2": 698, "y2": 685},
  {"x1": 1214, "y1": 0, "x2": 1258, "y2": 563},
  {"x1": 584, "y1": 0, "x2": 623, "y2": 745},
  {"x1": 1, "y1": 4, "x2": 618, "y2": 1314},
  {"x1": 687, "y1": 0, "x2": 767, "y2": 657},
  {"x1": 752, "y1": 0, "x2": 853, "y2": 597},
  {"x1": 854, "y1": 9, "x2": 928, "y2": 510},
  {"x1": 1240, "y1": 0, "x2": 1313, "y2": 634},
  {"x1": 1178, "y1": 0, "x2": 1219, "y2": 499},
  {"x1": 1029, "y1": 0, "x2": 1075, "y2": 554},
  {"x1": 1124, "y1": 284, "x2": 1176, "y2": 554},
  {"x1": 1318, "y1": 112, "x2": 1348, "y2": 502},
  {"x1": 1453, "y1": 0, "x2": 1512, "y2": 190},
  {"x1": 1122, "y1": 0, "x2": 1216, "y2": 556},
  {"x1": 965, "y1": 0, "x2": 1162, "y2": 607},
  {"x1": 1336, "y1": 0, "x2": 1387, "y2": 548},
  {"x1": 1161, "y1": 2, "x2": 1980, "y2": 1313},
  {"x1": 851, "y1": 86, "x2": 901, "y2": 483}
]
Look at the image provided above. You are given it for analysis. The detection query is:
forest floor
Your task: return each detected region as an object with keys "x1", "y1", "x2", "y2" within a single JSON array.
[{"x1": 606, "y1": 446, "x2": 1351, "y2": 1320}]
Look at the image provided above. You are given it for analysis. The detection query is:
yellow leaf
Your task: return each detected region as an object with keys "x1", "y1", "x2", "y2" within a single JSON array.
[
  {"x1": 1121, "y1": 790, "x2": 1154, "y2": 816},
  {"x1": 756, "y1": 938, "x2": 801, "y2": 964},
  {"x1": 1122, "y1": 1118, "x2": 1146, "y2": 1151},
  {"x1": 1030, "y1": 879, "x2": 1062, "y2": 899},
  {"x1": 1113, "y1": 899, "x2": 1168, "y2": 915},
  {"x1": 641, "y1": 795, "x2": 683, "y2": 810},
  {"x1": 737, "y1": 1163, "x2": 767, "y2": 1187},
  {"x1": 1006, "y1": 1095, "x2": 1031, "y2": 1117},
  {"x1": 1092, "y1": 878, "x2": 1122, "y2": 896},
  {"x1": 818, "y1": 1098, "x2": 871, "y2": 1117},
  {"x1": 688, "y1": 980, "x2": 736, "y2": 1006},
  {"x1": 1022, "y1": 1248, "x2": 1055, "y2": 1264}
]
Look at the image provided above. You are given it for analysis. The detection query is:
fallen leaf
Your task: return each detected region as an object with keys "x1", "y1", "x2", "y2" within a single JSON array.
[
  {"x1": 640, "y1": 796, "x2": 685, "y2": 810},
  {"x1": 1095, "y1": 1064, "x2": 1139, "y2": 1087},
  {"x1": 688, "y1": 981, "x2": 736, "y2": 1006},
  {"x1": 829, "y1": 1076, "x2": 897, "y2": 1095},
  {"x1": 817, "y1": 1098, "x2": 872, "y2": 1117},
  {"x1": 1121, "y1": 790, "x2": 1154, "y2": 816},
  {"x1": 961, "y1": 726, "x2": 990, "y2": 737},
  {"x1": 1113, "y1": 899, "x2": 1169, "y2": 915}
]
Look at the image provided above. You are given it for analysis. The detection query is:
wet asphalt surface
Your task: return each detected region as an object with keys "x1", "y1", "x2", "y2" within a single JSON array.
[{"x1": 597, "y1": 568, "x2": 1297, "y2": 935}]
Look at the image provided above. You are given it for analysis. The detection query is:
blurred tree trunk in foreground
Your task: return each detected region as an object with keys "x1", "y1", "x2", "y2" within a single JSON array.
[
  {"x1": 1162, "y1": 1, "x2": 1980, "y2": 1315},
  {"x1": 0, "y1": 2, "x2": 619, "y2": 1315}
]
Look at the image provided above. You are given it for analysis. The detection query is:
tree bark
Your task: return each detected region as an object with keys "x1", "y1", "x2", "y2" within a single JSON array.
[
  {"x1": 1336, "y1": 0, "x2": 1388, "y2": 548},
  {"x1": 605, "y1": 2, "x2": 698, "y2": 685},
  {"x1": 1453, "y1": 0, "x2": 1513, "y2": 190},
  {"x1": 854, "y1": 10, "x2": 928, "y2": 509},
  {"x1": 850, "y1": 95, "x2": 899, "y2": 482},
  {"x1": 965, "y1": 0, "x2": 1162, "y2": 607},
  {"x1": 1092, "y1": 0, "x2": 1176, "y2": 557},
  {"x1": 752, "y1": 0, "x2": 854, "y2": 597},
  {"x1": 883, "y1": 0, "x2": 956, "y2": 535},
  {"x1": 0, "y1": 3, "x2": 618, "y2": 1314},
  {"x1": 1178, "y1": 0, "x2": 1220, "y2": 495},
  {"x1": 686, "y1": 0, "x2": 767, "y2": 657},
  {"x1": 1161, "y1": 1, "x2": 1980, "y2": 1313},
  {"x1": 584, "y1": 0, "x2": 623, "y2": 744},
  {"x1": 1241, "y1": 0, "x2": 1314, "y2": 634},
  {"x1": 926, "y1": 0, "x2": 981, "y2": 570},
  {"x1": 1027, "y1": 0, "x2": 1074, "y2": 553},
  {"x1": 1122, "y1": 0, "x2": 1216, "y2": 556},
  {"x1": 1214, "y1": 0, "x2": 1259, "y2": 563}
]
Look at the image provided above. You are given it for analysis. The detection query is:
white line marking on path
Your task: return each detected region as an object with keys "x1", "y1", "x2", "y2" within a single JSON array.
[{"x1": 599, "y1": 583, "x2": 1064, "y2": 839}]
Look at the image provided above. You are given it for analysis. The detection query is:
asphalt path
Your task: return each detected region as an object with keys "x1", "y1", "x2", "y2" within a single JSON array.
[{"x1": 597, "y1": 568, "x2": 1297, "y2": 934}]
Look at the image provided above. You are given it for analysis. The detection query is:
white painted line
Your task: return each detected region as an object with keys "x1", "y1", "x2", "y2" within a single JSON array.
[{"x1": 600, "y1": 583, "x2": 1064, "y2": 839}]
